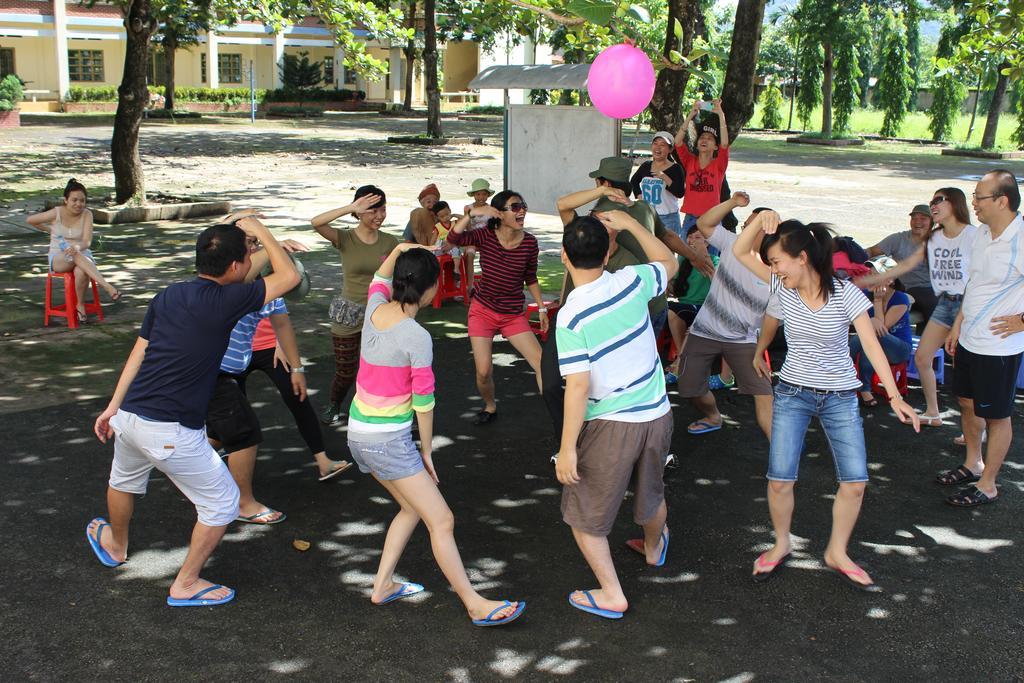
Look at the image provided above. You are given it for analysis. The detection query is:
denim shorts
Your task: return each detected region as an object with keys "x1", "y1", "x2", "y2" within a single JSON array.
[
  {"x1": 929, "y1": 294, "x2": 962, "y2": 329},
  {"x1": 659, "y1": 211, "x2": 683, "y2": 238},
  {"x1": 348, "y1": 429, "x2": 424, "y2": 481},
  {"x1": 768, "y1": 382, "x2": 868, "y2": 483}
]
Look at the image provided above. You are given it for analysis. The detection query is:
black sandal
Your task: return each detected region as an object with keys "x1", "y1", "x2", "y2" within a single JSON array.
[
  {"x1": 859, "y1": 394, "x2": 879, "y2": 408},
  {"x1": 946, "y1": 485, "x2": 997, "y2": 507},
  {"x1": 473, "y1": 410, "x2": 497, "y2": 425},
  {"x1": 935, "y1": 465, "x2": 981, "y2": 486}
]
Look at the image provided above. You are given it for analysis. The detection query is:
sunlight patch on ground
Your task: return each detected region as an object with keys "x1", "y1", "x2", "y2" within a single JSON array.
[
  {"x1": 915, "y1": 526, "x2": 1013, "y2": 552},
  {"x1": 265, "y1": 659, "x2": 311, "y2": 674},
  {"x1": 487, "y1": 649, "x2": 534, "y2": 678},
  {"x1": 332, "y1": 520, "x2": 386, "y2": 536},
  {"x1": 861, "y1": 542, "x2": 925, "y2": 558},
  {"x1": 866, "y1": 607, "x2": 890, "y2": 619},
  {"x1": 116, "y1": 547, "x2": 188, "y2": 581},
  {"x1": 491, "y1": 497, "x2": 538, "y2": 508},
  {"x1": 641, "y1": 572, "x2": 700, "y2": 584}
]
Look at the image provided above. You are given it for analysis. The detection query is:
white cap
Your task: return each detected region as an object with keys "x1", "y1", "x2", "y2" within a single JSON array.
[{"x1": 653, "y1": 131, "x2": 674, "y2": 147}]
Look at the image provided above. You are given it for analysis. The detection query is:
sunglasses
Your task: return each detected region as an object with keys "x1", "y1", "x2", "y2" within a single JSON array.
[
  {"x1": 929, "y1": 196, "x2": 946, "y2": 206},
  {"x1": 505, "y1": 202, "x2": 528, "y2": 212}
]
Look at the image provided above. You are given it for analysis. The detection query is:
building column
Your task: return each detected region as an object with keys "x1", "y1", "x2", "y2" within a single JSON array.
[
  {"x1": 388, "y1": 47, "x2": 403, "y2": 104},
  {"x1": 272, "y1": 32, "x2": 285, "y2": 89},
  {"x1": 334, "y1": 46, "x2": 344, "y2": 89},
  {"x1": 207, "y1": 31, "x2": 219, "y2": 88},
  {"x1": 53, "y1": 0, "x2": 70, "y2": 101}
]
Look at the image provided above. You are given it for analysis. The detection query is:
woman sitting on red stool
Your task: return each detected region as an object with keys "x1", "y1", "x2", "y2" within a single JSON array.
[
  {"x1": 849, "y1": 258, "x2": 912, "y2": 407},
  {"x1": 27, "y1": 178, "x2": 122, "y2": 323}
]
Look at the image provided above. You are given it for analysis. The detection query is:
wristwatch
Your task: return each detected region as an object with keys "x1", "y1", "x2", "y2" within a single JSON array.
[{"x1": 290, "y1": 366, "x2": 305, "y2": 374}]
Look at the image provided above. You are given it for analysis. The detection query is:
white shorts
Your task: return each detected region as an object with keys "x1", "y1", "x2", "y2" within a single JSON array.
[{"x1": 108, "y1": 410, "x2": 240, "y2": 527}]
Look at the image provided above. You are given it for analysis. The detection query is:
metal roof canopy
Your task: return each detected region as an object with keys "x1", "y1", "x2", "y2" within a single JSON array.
[{"x1": 468, "y1": 64, "x2": 591, "y2": 91}]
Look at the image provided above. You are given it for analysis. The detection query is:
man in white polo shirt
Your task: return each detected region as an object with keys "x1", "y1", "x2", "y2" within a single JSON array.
[{"x1": 944, "y1": 169, "x2": 1024, "y2": 507}]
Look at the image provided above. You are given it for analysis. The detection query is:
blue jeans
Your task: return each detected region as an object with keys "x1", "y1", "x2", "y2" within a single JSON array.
[
  {"x1": 849, "y1": 333, "x2": 912, "y2": 392},
  {"x1": 660, "y1": 211, "x2": 683, "y2": 238},
  {"x1": 768, "y1": 382, "x2": 868, "y2": 483}
]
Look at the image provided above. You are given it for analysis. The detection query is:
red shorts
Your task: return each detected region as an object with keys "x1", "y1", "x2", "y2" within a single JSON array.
[{"x1": 467, "y1": 298, "x2": 532, "y2": 339}]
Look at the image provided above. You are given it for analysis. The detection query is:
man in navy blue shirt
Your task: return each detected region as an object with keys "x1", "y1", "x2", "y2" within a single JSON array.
[{"x1": 87, "y1": 214, "x2": 299, "y2": 607}]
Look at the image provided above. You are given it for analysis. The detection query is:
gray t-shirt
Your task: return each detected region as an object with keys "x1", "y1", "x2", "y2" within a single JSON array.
[
  {"x1": 876, "y1": 231, "x2": 930, "y2": 289},
  {"x1": 689, "y1": 227, "x2": 771, "y2": 344}
]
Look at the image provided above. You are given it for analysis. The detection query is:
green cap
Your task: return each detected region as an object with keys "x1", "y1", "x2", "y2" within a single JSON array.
[
  {"x1": 909, "y1": 204, "x2": 931, "y2": 217},
  {"x1": 467, "y1": 178, "x2": 495, "y2": 196},
  {"x1": 261, "y1": 252, "x2": 311, "y2": 302},
  {"x1": 588, "y1": 156, "x2": 633, "y2": 182}
]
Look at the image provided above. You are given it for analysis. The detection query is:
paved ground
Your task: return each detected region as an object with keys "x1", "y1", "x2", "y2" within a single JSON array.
[{"x1": 2, "y1": 115, "x2": 1023, "y2": 681}]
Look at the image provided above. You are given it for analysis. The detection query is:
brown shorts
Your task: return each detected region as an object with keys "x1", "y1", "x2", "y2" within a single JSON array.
[
  {"x1": 676, "y1": 334, "x2": 773, "y2": 398},
  {"x1": 561, "y1": 412, "x2": 673, "y2": 536}
]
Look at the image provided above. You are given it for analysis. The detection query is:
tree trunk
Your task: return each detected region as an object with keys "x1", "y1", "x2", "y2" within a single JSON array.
[
  {"x1": 966, "y1": 70, "x2": 983, "y2": 142},
  {"x1": 821, "y1": 41, "x2": 833, "y2": 138},
  {"x1": 980, "y1": 62, "x2": 1009, "y2": 150},
  {"x1": 403, "y1": 0, "x2": 416, "y2": 111},
  {"x1": 112, "y1": 0, "x2": 156, "y2": 205},
  {"x1": 649, "y1": 0, "x2": 699, "y2": 133},
  {"x1": 719, "y1": 0, "x2": 767, "y2": 138},
  {"x1": 787, "y1": 32, "x2": 799, "y2": 131},
  {"x1": 423, "y1": 0, "x2": 441, "y2": 138},
  {"x1": 163, "y1": 30, "x2": 177, "y2": 110}
]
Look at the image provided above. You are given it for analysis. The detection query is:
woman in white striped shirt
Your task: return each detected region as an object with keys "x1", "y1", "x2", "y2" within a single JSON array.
[{"x1": 733, "y1": 210, "x2": 919, "y2": 590}]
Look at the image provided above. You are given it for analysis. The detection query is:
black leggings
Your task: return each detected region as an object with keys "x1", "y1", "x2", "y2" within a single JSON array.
[
  {"x1": 541, "y1": 311, "x2": 564, "y2": 440},
  {"x1": 235, "y1": 347, "x2": 325, "y2": 456}
]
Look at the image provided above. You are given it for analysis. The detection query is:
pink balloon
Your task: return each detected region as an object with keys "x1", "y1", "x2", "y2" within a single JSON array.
[{"x1": 587, "y1": 43, "x2": 656, "y2": 120}]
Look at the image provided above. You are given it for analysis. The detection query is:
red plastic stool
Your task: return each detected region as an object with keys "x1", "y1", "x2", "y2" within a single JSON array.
[
  {"x1": 657, "y1": 325, "x2": 678, "y2": 363},
  {"x1": 45, "y1": 271, "x2": 103, "y2": 328},
  {"x1": 870, "y1": 361, "x2": 909, "y2": 397},
  {"x1": 527, "y1": 300, "x2": 560, "y2": 341},
  {"x1": 432, "y1": 254, "x2": 468, "y2": 308}
]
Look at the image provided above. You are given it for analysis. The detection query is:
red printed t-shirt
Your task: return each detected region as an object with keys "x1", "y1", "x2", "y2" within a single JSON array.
[{"x1": 676, "y1": 145, "x2": 729, "y2": 217}]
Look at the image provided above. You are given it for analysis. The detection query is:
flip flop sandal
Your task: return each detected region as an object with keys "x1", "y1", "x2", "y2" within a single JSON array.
[
  {"x1": 567, "y1": 591, "x2": 623, "y2": 620},
  {"x1": 947, "y1": 485, "x2": 998, "y2": 508},
  {"x1": 375, "y1": 582, "x2": 424, "y2": 605},
  {"x1": 472, "y1": 600, "x2": 526, "y2": 626},
  {"x1": 751, "y1": 552, "x2": 790, "y2": 583},
  {"x1": 859, "y1": 394, "x2": 879, "y2": 408},
  {"x1": 318, "y1": 460, "x2": 353, "y2": 482},
  {"x1": 918, "y1": 414, "x2": 943, "y2": 427},
  {"x1": 828, "y1": 565, "x2": 876, "y2": 592},
  {"x1": 935, "y1": 465, "x2": 981, "y2": 486},
  {"x1": 235, "y1": 508, "x2": 287, "y2": 524},
  {"x1": 687, "y1": 419, "x2": 722, "y2": 435}
]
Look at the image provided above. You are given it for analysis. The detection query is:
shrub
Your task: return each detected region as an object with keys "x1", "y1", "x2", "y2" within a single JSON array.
[
  {"x1": 760, "y1": 82, "x2": 783, "y2": 129},
  {"x1": 0, "y1": 74, "x2": 23, "y2": 111},
  {"x1": 466, "y1": 105, "x2": 504, "y2": 115},
  {"x1": 263, "y1": 88, "x2": 365, "y2": 103},
  {"x1": 877, "y1": 10, "x2": 913, "y2": 138}
]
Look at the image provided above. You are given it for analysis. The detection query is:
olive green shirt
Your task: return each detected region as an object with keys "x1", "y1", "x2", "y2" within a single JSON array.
[{"x1": 330, "y1": 228, "x2": 400, "y2": 336}]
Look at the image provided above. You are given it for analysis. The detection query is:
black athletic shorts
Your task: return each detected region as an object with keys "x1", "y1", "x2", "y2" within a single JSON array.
[
  {"x1": 667, "y1": 301, "x2": 701, "y2": 327},
  {"x1": 205, "y1": 373, "x2": 263, "y2": 452},
  {"x1": 952, "y1": 344, "x2": 1022, "y2": 419}
]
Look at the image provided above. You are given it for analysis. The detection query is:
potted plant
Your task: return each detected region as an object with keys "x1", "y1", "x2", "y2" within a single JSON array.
[{"x1": 0, "y1": 74, "x2": 24, "y2": 128}]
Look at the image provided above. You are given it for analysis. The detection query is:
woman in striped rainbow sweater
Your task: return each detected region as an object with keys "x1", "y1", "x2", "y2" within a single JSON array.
[{"x1": 346, "y1": 243, "x2": 526, "y2": 627}]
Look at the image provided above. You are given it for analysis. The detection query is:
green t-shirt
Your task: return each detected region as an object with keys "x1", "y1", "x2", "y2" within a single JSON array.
[
  {"x1": 677, "y1": 254, "x2": 719, "y2": 305},
  {"x1": 573, "y1": 199, "x2": 668, "y2": 316},
  {"x1": 331, "y1": 228, "x2": 400, "y2": 336}
]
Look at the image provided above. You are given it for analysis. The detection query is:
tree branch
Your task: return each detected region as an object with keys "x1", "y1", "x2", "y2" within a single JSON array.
[{"x1": 504, "y1": 0, "x2": 584, "y2": 26}]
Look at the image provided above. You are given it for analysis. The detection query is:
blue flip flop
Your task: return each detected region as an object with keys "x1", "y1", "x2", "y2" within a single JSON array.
[
  {"x1": 167, "y1": 585, "x2": 236, "y2": 607},
  {"x1": 687, "y1": 419, "x2": 722, "y2": 435},
  {"x1": 86, "y1": 518, "x2": 124, "y2": 568},
  {"x1": 472, "y1": 600, "x2": 526, "y2": 627},
  {"x1": 377, "y1": 582, "x2": 424, "y2": 605},
  {"x1": 568, "y1": 590, "x2": 624, "y2": 620},
  {"x1": 654, "y1": 530, "x2": 669, "y2": 567}
]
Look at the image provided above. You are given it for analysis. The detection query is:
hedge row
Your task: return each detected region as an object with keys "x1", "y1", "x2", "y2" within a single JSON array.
[{"x1": 67, "y1": 86, "x2": 366, "y2": 104}]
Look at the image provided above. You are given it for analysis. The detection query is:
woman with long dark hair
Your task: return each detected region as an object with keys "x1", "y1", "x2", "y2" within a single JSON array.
[
  {"x1": 447, "y1": 189, "x2": 547, "y2": 424},
  {"x1": 733, "y1": 212, "x2": 919, "y2": 590},
  {"x1": 27, "y1": 178, "x2": 122, "y2": 323},
  {"x1": 858, "y1": 188, "x2": 977, "y2": 453},
  {"x1": 348, "y1": 243, "x2": 525, "y2": 626}
]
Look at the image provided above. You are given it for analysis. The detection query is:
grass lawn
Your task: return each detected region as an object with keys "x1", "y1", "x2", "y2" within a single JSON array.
[{"x1": 752, "y1": 101, "x2": 1022, "y2": 149}]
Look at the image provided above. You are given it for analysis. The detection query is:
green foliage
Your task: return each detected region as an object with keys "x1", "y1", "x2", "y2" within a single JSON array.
[
  {"x1": 904, "y1": 0, "x2": 922, "y2": 111},
  {"x1": 68, "y1": 86, "x2": 120, "y2": 102},
  {"x1": 877, "y1": 10, "x2": 912, "y2": 138},
  {"x1": 1013, "y1": 100, "x2": 1024, "y2": 149},
  {"x1": 466, "y1": 104, "x2": 505, "y2": 114},
  {"x1": 756, "y1": 22, "x2": 795, "y2": 81},
  {"x1": 0, "y1": 74, "x2": 25, "y2": 110},
  {"x1": 280, "y1": 51, "x2": 324, "y2": 94},
  {"x1": 832, "y1": 7, "x2": 868, "y2": 136},
  {"x1": 949, "y1": 0, "x2": 1024, "y2": 82},
  {"x1": 760, "y1": 81, "x2": 784, "y2": 129},
  {"x1": 928, "y1": 11, "x2": 970, "y2": 142},
  {"x1": 796, "y1": 43, "x2": 823, "y2": 130}
]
